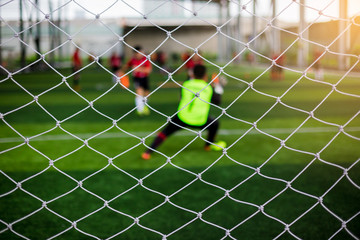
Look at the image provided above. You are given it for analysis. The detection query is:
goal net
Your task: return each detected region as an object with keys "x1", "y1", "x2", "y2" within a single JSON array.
[{"x1": 0, "y1": 0, "x2": 359, "y2": 239}]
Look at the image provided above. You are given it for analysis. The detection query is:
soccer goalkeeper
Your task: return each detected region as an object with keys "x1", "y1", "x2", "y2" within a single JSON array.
[{"x1": 141, "y1": 64, "x2": 225, "y2": 160}]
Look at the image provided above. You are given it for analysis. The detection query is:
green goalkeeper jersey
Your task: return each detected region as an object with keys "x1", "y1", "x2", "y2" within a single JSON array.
[{"x1": 177, "y1": 79, "x2": 213, "y2": 126}]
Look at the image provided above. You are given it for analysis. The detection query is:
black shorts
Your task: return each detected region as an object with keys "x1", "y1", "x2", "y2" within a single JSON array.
[
  {"x1": 134, "y1": 76, "x2": 150, "y2": 91},
  {"x1": 163, "y1": 115, "x2": 218, "y2": 137}
]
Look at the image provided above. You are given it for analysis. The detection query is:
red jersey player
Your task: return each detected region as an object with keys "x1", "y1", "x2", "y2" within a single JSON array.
[
  {"x1": 72, "y1": 47, "x2": 82, "y2": 92},
  {"x1": 125, "y1": 46, "x2": 152, "y2": 116}
]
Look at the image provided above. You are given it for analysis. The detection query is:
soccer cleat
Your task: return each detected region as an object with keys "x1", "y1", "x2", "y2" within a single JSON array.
[
  {"x1": 136, "y1": 110, "x2": 144, "y2": 116},
  {"x1": 205, "y1": 141, "x2": 227, "y2": 152},
  {"x1": 143, "y1": 106, "x2": 150, "y2": 116},
  {"x1": 141, "y1": 152, "x2": 151, "y2": 160}
]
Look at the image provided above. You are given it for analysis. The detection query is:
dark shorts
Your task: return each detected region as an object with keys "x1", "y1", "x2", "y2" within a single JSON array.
[
  {"x1": 134, "y1": 76, "x2": 150, "y2": 91},
  {"x1": 162, "y1": 115, "x2": 219, "y2": 138}
]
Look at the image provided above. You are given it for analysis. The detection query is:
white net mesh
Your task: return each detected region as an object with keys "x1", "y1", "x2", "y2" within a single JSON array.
[{"x1": 1, "y1": 0, "x2": 360, "y2": 239}]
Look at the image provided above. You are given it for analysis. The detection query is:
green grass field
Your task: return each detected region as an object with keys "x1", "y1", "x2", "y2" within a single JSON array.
[{"x1": 0, "y1": 63, "x2": 359, "y2": 239}]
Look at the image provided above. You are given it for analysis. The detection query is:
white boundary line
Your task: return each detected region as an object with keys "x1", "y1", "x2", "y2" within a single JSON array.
[{"x1": 0, "y1": 127, "x2": 360, "y2": 143}]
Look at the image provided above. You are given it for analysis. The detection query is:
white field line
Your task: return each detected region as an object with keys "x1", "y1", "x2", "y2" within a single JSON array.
[{"x1": 0, "y1": 127, "x2": 360, "y2": 144}]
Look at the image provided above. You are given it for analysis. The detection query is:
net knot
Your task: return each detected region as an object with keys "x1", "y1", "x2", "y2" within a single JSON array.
[
  {"x1": 197, "y1": 173, "x2": 202, "y2": 180},
  {"x1": 108, "y1": 158, "x2": 113, "y2": 164},
  {"x1": 72, "y1": 221, "x2": 77, "y2": 228},
  {"x1": 226, "y1": 229, "x2": 231, "y2": 236},
  {"x1": 138, "y1": 179, "x2": 143, "y2": 185},
  {"x1": 112, "y1": 120, "x2": 117, "y2": 126},
  {"x1": 193, "y1": 11, "x2": 198, "y2": 16},
  {"x1": 95, "y1": 14, "x2": 100, "y2": 19},
  {"x1": 241, "y1": 5, "x2": 247, "y2": 10},
  {"x1": 89, "y1": 101, "x2": 94, "y2": 107},
  {"x1": 287, "y1": 182, "x2": 292, "y2": 188},
  {"x1": 134, "y1": 217, "x2": 140, "y2": 224},
  {"x1": 45, "y1": 14, "x2": 50, "y2": 20},
  {"x1": 143, "y1": 14, "x2": 147, "y2": 19},
  {"x1": 34, "y1": 96, "x2": 39, "y2": 102},
  {"x1": 24, "y1": 138, "x2": 30, "y2": 144},
  {"x1": 0, "y1": 113, "x2": 3, "y2": 119},
  {"x1": 118, "y1": 36, "x2": 124, "y2": 42},
  {"x1": 223, "y1": 148, "x2": 227, "y2": 154},
  {"x1": 248, "y1": 82, "x2": 253, "y2": 89},
  {"x1": 276, "y1": 97, "x2": 281, "y2": 103},
  {"x1": 309, "y1": 111, "x2": 314, "y2": 118},
  {"x1": 343, "y1": 168, "x2": 348, "y2": 175},
  {"x1": 104, "y1": 201, "x2": 109, "y2": 207},
  {"x1": 49, "y1": 160, "x2": 54, "y2": 166},
  {"x1": 14, "y1": 33, "x2": 19, "y2": 38},
  {"x1": 338, "y1": 125, "x2": 344, "y2": 132},
  {"x1": 342, "y1": 221, "x2": 347, "y2": 228},
  {"x1": 255, "y1": 167, "x2": 260, "y2": 174},
  {"x1": 165, "y1": 196, "x2": 170, "y2": 202},
  {"x1": 318, "y1": 196, "x2": 323, "y2": 203},
  {"x1": 195, "y1": 92, "x2": 200, "y2": 98},
  {"x1": 84, "y1": 140, "x2": 89, "y2": 146},
  {"x1": 16, "y1": 182, "x2": 22, "y2": 188},
  {"x1": 224, "y1": 190, "x2": 230, "y2": 197},
  {"x1": 315, "y1": 153, "x2": 320, "y2": 159},
  {"x1": 285, "y1": 224, "x2": 290, "y2": 231},
  {"x1": 42, "y1": 201, "x2": 47, "y2": 208},
  {"x1": 197, "y1": 212, "x2": 202, "y2": 219},
  {"x1": 78, "y1": 181, "x2": 83, "y2": 187},
  {"x1": 259, "y1": 205, "x2": 264, "y2": 212}
]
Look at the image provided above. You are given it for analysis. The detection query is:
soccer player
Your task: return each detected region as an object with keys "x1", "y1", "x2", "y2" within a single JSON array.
[
  {"x1": 72, "y1": 47, "x2": 82, "y2": 92},
  {"x1": 141, "y1": 64, "x2": 226, "y2": 160},
  {"x1": 313, "y1": 49, "x2": 324, "y2": 80},
  {"x1": 182, "y1": 50, "x2": 204, "y2": 80},
  {"x1": 270, "y1": 52, "x2": 285, "y2": 81},
  {"x1": 109, "y1": 52, "x2": 121, "y2": 72},
  {"x1": 125, "y1": 46, "x2": 152, "y2": 115}
]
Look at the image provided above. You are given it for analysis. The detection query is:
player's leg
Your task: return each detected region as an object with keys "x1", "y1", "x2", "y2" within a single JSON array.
[
  {"x1": 202, "y1": 116, "x2": 226, "y2": 151},
  {"x1": 142, "y1": 77, "x2": 151, "y2": 115},
  {"x1": 142, "y1": 116, "x2": 184, "y2": 160},
  {"x1": 72, "y1": 66, "x2": 81, "y2": 92},
  {"x1": 134, "y1": 77, "x2": 145, "y2": 114}
]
